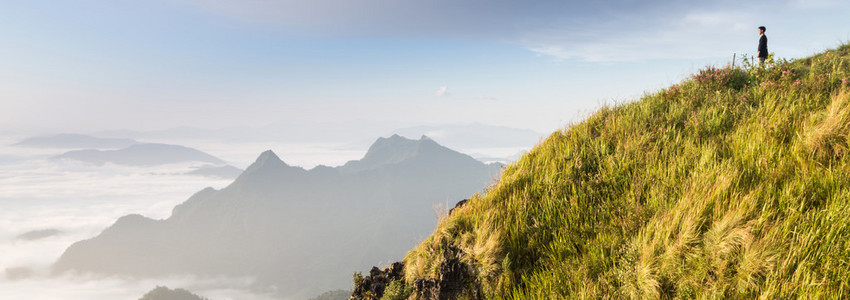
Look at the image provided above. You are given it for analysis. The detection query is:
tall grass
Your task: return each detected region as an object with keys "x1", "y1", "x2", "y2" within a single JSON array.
[{"x1": 401, "y1": 44, "x2": 850, "y2": 299}]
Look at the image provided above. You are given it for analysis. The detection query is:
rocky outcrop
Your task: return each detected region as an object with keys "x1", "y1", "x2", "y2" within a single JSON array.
[
  {"x1": 350, "y1": 197, "x2": 482, "y2": 300},
  {"x1": 447, "y1": 199, "x2": 469, "y2": 215},
  {"x1": 351, "y1": 262, "x2": 405, "y2": 299},
  {"x1": 351, "y1": 240, "x2": 481, "y2": 300},
  {"x1": 412, "y1": 241, "x2": 481, "y2": 300}
]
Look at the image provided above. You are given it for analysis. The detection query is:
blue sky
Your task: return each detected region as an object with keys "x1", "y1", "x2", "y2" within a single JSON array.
[{"x1": 1, "y1": 0, "x2": 849, "y2": 136}]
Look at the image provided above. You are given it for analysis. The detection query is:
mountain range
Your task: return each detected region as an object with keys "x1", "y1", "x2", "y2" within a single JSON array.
[
  {"x1": 52, "y1": 143, "x2": 225, "y2": 166},
  {"x1": 389, "y1": 123, "x2": 541, "y2": 150},
  {"x1": 53, "y1": 135, "x2": 501, "y2": 298},
  {"x1": 13, "y1": 133, "x2": 139, "y2": 149},
  {"x1": 95, "y1": 123, "x2": 541, "y2": 152},
  {"x1": 185, "y1": 165, "x2": 244, "y2": 179}
]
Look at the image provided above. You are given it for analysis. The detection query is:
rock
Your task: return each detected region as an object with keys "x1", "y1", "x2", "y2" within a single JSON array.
[
  {"x1": 448, "y1": 199, "x2": 469, "y2": 215},
  {"x1": 412, "y1": 241, "x2": 482, "y2": 300},
  {"x1": 413, "y1": 278, "x2": 439, "y2": 299},
  {"x1": 351, "y1": 262, "x2": 405, "y2": 300}
]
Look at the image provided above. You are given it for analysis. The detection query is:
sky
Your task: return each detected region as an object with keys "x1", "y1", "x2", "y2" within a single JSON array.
[
  {"x1": 0, "y1": 2, "x2": 849, "y2": 298},
  {"x1": 1, "y1": 0, "x2": 849, "y2": 136}
]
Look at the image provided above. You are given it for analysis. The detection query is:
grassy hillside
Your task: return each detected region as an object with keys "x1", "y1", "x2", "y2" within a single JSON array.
[{"x1": 396, "y1": 44, "x2": 850, "y2": 299}]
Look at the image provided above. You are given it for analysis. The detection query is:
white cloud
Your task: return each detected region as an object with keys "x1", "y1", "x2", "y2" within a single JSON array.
[
  {"x1": 0, "y1": 273, "x2": 276, "y2": 300},
  {"x1": 0, "y1": 141, "x2": 277, "y2": 300},
  {"x1": 435, "y1": 86, "x2": 448, "y2": 97},
  {"x1": 520, "y1": 8, "x2": 759, "y2": 62},
  {"x1": 177, "y1": 0, "x2": 850, "y2": 62}
]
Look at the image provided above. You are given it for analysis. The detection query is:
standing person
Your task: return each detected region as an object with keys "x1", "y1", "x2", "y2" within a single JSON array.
[{"x1": 757, "y1": 26, "x2": 768, "y2": 65}]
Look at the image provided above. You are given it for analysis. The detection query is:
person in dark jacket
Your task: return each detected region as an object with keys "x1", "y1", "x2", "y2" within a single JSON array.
[{"x1": 757, "y1": 26, "x2": 768, "y2": 64}]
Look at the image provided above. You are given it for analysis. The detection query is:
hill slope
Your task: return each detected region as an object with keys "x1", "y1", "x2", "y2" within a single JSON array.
[{"x1": 368, "y1": 45, "x2": 850, "y2": 299}]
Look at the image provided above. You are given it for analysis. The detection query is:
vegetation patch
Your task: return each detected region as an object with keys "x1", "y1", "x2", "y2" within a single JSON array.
[{"x1": 398, "y1": 45, "x2": 850, "y2": 299}]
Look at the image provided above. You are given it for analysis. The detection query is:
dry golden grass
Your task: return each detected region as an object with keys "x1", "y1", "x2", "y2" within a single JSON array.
[{"x1": 378, "y1": 45, "x2": 850, "y2": 300}]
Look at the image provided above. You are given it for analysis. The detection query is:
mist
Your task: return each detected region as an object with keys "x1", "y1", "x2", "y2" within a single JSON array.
[
  {"x1": 0, "y1": 128, "x2": 531, "y2": 299},
  {"x1": 0, "y1": 133, "x2": 359, "y2": 299}
]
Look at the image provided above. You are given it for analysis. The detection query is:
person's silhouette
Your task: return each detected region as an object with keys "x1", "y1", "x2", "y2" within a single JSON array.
[{"x1": 757, "y1": 26, "x2": 768, "y2": 64}]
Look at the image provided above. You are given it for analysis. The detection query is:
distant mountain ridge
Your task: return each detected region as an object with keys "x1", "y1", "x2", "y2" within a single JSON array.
[
  {"x1": 340, "y1": 135, "x2": 483, "y2": 173},
  {"x1": 54, "y1": 135, "x2": 501, "y2": 298},
  {"x1": 53, "y1": 143, "x2": 225, "y2": 166},
  {"x1": 389, "y1": 123, "x2": 541, "y2": 149},
  {"x1": 185, "y1": 165, "x2": 243, "y2": 179},
  {"x1": 13, "y1": 134, "x2": 139, "y2": 149},
  {"x1": 95, "y1": 123, "x2": 541, "y2": 149}
]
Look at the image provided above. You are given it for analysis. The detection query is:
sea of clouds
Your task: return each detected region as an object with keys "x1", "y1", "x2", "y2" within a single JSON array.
[
  {"x1": 0, "y1": 132, "x2": 524, "y2": 299},
  {"x1": 0, "y1": 134, "x2": 319, "y2": 299}
]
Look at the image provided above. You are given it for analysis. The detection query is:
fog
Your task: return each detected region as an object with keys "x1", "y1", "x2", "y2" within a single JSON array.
[
  {"x1": 0, "y1": 134, "x2": 326, "y2": 299},
  {"x1": 0, "y1": 273, "x2": 282, "y2": 300},
  {"x1": 0, "y1": 131, "x2": 528, "y2": 299}
]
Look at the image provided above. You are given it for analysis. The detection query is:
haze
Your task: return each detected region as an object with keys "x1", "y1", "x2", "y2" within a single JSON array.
[{"x1": 1, "y1": 0, "x2": 849, "y2": 299}]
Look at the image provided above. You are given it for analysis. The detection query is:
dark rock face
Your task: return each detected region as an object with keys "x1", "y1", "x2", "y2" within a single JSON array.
[
  {"x1": 351, "y1": 203, "x2": 483, "y2": 300},
  {"x1": 351, "y1": 262, "x2": 405, "y2": 299},
  {"x1": 448, "y1": 199, "x2": 469, "y2": 216},
  {"x1": 412, "y1": 241, "x2": 482, "y2": 300},
  {"x1": 351, "y1": 244, "x2": 482, "y2": 300},
  {"x1": 413, "y1": 278, "x2": 439, "y2": 299}
]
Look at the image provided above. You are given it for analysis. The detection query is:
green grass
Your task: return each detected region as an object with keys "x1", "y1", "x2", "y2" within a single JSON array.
[{"x1": 402, "y1": 44, "x2": 850, "y2": 299}]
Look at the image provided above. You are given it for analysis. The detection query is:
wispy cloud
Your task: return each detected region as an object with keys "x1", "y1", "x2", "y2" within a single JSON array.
[
  {"x1": 177, "y1": 0, "x2": 850, "y2": 62},
  {"x1": 522, "y1": 10, "x2": 755, "y2": 62},
  {"x1": 435, "y1": 86, "x2": 448, "y2": 97}
]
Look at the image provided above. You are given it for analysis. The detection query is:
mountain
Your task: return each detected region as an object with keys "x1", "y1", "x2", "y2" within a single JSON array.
[
  {"x1": 350, "y1": 45, "x2": 850, "y2": 298},
  {"x1": 97, "y1": 126, "x2": 244, "y2": 142},
  {"x1": 339, "y1": 135, "x2": 487, "y2": 174},
  {"x1": 308, "y1": 290, "x2": 350, "y2": 300},
  {"x1": 96, "y1": 120, "x2": 391, "y2": 145},
  {"x1": 13, "y1": 133, "x2": 139, "y2": 149},
  {"x1": 52, "y1": 143, "x2": 225, "y2": 166},
  {"x1": 185, "y1": 165, "x2": 244, "y2": 179},
  {"x1": 389, "y1": 123, "x2": 542, "y2": 150},
  {"x1": 139, "y1": 286, "x2": 208, "y2": 300},
  {"x1": 16, "y1": 229, "x2": 63, "y2": 241},
  {"x1": 53, "y1": 135, "x2": 501, "y2": 298}
]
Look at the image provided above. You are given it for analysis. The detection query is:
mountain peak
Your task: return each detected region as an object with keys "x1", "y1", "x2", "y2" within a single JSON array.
[
  {"x1": 240, "y1": 150, "x2": 291, "y2": 175},
  {"x1": 256, "y1": 150, "x2": 283, "y2": 165},
  {"x1": 340, "y1": 134, "x2": 477, "y2": 173},
  {"x1": 373, "y1": 134, "x2": 431, "y2": 147}
]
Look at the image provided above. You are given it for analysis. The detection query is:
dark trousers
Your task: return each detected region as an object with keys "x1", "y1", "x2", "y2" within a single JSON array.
[{"x1": 759, "y1": 56, "x2": 766, "y2": 64}]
